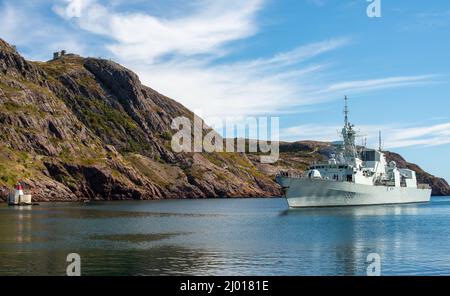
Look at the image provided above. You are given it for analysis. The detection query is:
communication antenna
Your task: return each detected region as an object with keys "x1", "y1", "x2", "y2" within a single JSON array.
[
  {"x1": 378, "y1": 131, "x2": 383, "y2": 151},
  {"x1": 362, "y1": 137, "x2": 367, "y2": 149}
]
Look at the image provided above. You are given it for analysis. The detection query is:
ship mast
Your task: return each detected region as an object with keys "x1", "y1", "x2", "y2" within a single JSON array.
[
  {"x1": 344, "y1": 95, "x2": 349, "y2": 128},
  {"x1": 378, "y1": 131, "x2": 382, "y2": 151},
  {"x1": 341, "y1": 96, "x2": 358, "y2": 163}
]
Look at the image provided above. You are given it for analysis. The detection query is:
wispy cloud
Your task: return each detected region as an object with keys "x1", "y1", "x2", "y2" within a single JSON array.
[
  {"x1": 386, "y1": 123, "x2": 450, "y2": 148},
  {"x1": 0, "y1": 0, "x2": 87, "y2": 59},
  {"x1": 46, "y1": 0, "x2": 439, "y2": 120},
  {"x1": 132, "y1": 38, "x2": 349, "y2": 118},
  {"x1": 53, "y1": 0, "x2": 264, "y2": 62},
  {"x1": 0, "y1": 0, "x2": 441, "y2": 126},
  {"x1": 281, "y1": 122, "x2": 450, "y2": 149},
  {"x1": 234, "y1": 37, "x2": 350, "y2": 70},
  {"x1": 324, "y1": 75, "x2": 436, "y2": 94}
]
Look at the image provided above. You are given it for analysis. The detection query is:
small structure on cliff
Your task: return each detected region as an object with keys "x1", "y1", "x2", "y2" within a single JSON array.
[
  {"x1": 52, "y1": 50, "x2": 80, "y2": 61},
  {"x1": 53, "y1": 50, "x2": 67, "y2": 60}
]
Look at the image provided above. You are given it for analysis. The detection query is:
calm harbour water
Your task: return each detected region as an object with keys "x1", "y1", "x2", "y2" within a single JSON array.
[{"x1": 1, "y1": 197, "x2": 450, "y2": 276}]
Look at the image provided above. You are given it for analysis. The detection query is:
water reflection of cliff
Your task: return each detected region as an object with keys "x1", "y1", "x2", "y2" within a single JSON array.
[
  {"x1": 0, "y1": 205, "x2": 218, "y2": 276},
  {"x1": 0, "y1": 205, "x2": 66, "y2": 275}
]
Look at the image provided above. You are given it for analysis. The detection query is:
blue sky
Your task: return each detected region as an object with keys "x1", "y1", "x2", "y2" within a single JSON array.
[{"x1": 1, "y1": 0, "x2": 449, "y2": 181}]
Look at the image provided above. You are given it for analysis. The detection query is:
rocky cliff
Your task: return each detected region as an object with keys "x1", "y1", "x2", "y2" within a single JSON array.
[
  {"x1": 0, "y1": 39, "x2": 280, "y2": 201},
  {"x1": 1, "y1": 38, "x2": 449, "y2": 201}
]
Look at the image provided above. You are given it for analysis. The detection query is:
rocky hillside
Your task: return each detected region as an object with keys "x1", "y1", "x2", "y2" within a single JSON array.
[
  {"x1": 0, "y1": 39, "x2": 280, "y2": 201},
  {"x1": 1, "y1": 38, "x2": 448, "y2": 201}
]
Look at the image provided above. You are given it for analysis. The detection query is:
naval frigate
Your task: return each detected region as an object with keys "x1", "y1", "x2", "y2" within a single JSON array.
[{"x1": 276, "y1": 96, "x2": 432, "y2": 208}]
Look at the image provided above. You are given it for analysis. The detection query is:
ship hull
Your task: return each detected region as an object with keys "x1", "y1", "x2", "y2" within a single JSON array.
[{"x1": 276, "y1": 177, "x2": 431, "y2": 208}]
